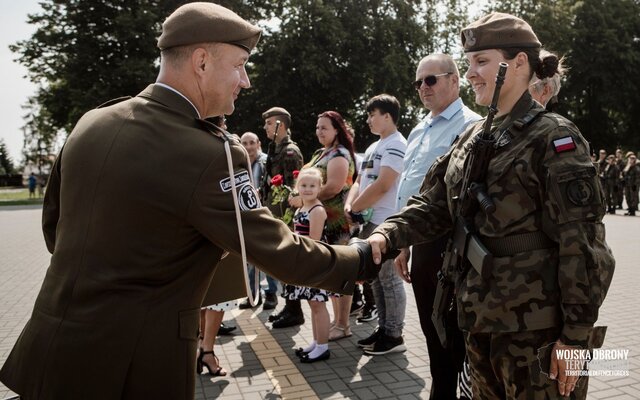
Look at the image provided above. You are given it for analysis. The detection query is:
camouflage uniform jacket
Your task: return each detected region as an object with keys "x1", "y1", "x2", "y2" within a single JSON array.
[
  {"x1": 375, "y1": 92, "x2": 615, "y2": 347},
  {"x1": 604, "y1": 163, "x2": 620, "y2": 185},
  {"x1": 622, "y1": 164, "x2": 640, "y2": 188},
  {"x1": 263, "y1": 135, "x2": 303, "y2": 217}
]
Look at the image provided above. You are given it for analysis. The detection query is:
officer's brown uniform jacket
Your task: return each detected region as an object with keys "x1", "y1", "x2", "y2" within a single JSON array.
[
  {"x1": 375, "y1": 92, "x2": 615, "y2": 348},
  {"x1": 0, "y1": 84, "x2": 359, "y2": 400}
]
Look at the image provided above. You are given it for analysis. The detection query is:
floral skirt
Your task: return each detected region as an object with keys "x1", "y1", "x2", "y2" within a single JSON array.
[{"x1": 282, "y1": 284, "x2": 331, "y2": 302}]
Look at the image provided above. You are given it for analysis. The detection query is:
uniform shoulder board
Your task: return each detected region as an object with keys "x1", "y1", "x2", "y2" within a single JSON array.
[
  {"x1": 513, "y1": 109, "x2": 546, "y2": 130},
  {"x1": 97, "y1": 96, "x2": 131, "y2": 109}
]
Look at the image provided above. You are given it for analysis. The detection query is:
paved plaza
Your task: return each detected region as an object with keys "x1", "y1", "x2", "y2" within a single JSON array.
[{"x1": 0, "y1": 205, "x2": 638, "y2": 399}]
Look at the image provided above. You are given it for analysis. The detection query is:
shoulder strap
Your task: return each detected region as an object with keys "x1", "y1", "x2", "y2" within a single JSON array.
[{"x1": 307, "y1": 204, "x2": 325, "y2": 213}]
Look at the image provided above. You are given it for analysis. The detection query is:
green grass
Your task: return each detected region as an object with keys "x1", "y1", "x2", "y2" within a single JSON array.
[{"x1": 0, "y1": 188, "x2": 44, "y2": 206}]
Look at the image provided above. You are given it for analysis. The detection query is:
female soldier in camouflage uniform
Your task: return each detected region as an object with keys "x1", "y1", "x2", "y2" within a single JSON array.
[{"x1": 368, "y1": 12, "x2": 615, "y2": 400}]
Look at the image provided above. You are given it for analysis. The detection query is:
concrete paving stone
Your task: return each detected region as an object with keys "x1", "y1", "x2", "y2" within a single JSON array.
[
  {"x1": 351, "y1": 387, "x2": 376, "y2": 399},
  {"x1": 326, "y1": 378, "x2": 349, "y2": 391},
  {"x1": 310, "y1": 382, "x2": 335, "y2": 395},
  {"x1": 398, "y1": 394, "x2": 422, "y2": 400},
  {"x1": 602, "y1": 395, "x2": 635, "y2": 400},
  {"x1": 620, "y1": 386, "x2": 640, "y2": 398},
  {"x1": 320, "y1": 393, "x2": 350, "y2": 400},
  {"x1": 388, "y1": 369, "x2": 415, "y2": 382},
  {"x1": 589, "y1": 388, "x2": 625, "y2": 399},
  {"x1": 344, "y1": 377, "x2": 383, "y2": 390},
  {"x1": 366, "y1": 384, "x2": 394, "y2": 398},
  {"x1": 588, "y1": 378, "x2": 613, "y2": 390}
]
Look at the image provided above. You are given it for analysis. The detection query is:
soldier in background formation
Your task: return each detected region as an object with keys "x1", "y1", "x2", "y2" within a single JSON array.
[
  {"x1": 603, "y1": 154, "x2": 621, "y2": 214},
  {"x1": 622, "y1": 153, "x2": 640, "y2": 216},
  {"x1": 367, "y1": 12, "x2": 615, "y2": 399},
  {"x1": 616, "y1": 149, "x2": 626, "y2": 209}
]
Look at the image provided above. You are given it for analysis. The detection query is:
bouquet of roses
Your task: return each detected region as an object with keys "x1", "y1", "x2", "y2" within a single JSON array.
[{"x1": 270, "y1": 171, "x2": 299, "y2": 225}]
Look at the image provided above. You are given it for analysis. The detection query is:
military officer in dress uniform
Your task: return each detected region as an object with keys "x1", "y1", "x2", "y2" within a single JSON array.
[
  {"x1": 0, "y1": 3, "x2": 377, "y2": 399},
  {"x1": 367, "y1": 12, "x2": 615, "y2": 399},
  {"x1": 260, "y1": 107, "x2": 307, "y2": 327}
]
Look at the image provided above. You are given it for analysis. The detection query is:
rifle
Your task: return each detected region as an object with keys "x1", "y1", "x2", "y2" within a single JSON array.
[
  {"x1": 260, "y1": 120, "x2": 281, "y2": 200},
  {"x1": 431, "y1": 62, "x2": 508, "y2": 348}
]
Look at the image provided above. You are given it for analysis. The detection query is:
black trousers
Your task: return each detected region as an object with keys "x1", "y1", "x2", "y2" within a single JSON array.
[{"x1": 411, "y1": 238, "x2": 466, "y2": 400}]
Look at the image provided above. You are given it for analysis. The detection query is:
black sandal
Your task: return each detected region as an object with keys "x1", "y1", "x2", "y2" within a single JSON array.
[
  {"x1": 197, "y1": 348, "x2": 228, "y2": 376},
  {"x1": 294, "y1": 347, "x2": 309, "y2": 358}
]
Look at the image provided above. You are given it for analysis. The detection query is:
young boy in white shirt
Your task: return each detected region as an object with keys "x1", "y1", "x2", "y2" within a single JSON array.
[{"x1": 344, "y1": 94, "x2": 407, "y2": 355}]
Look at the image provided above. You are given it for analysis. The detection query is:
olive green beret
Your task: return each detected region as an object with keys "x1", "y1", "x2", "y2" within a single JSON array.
[
  {"x1": 158, "y1": 2, "x2": 261, "y2": 52},
  {"x1": 461, "y1": 12, "x2": 541, "y2": 53},
  {"x1": 262, "y1": 107, "x2": 291, "y2": 128}
]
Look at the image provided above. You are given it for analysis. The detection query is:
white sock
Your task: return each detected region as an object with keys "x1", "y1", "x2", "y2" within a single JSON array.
[
  {"x1": 303, "y1": 340, "x2": 317, "y2": 353},
  {"x1": 308, "y1": 343, "x2": 328, "y2": 358}
]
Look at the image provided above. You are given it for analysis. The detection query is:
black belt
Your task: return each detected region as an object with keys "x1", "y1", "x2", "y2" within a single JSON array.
[{"x1": 481, "y1": 231, "x2": 556, "y2": 257}]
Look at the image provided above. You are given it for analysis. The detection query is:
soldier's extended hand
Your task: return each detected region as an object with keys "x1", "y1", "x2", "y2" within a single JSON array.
[
  {"x1": 367, "y1": 233, "x2": 388, "y2": 265},
  {"x1": 549, "y1": 340, "x2": 580, "y2": 396},
  {"x1": 394, "y1": 248, "x2": 411, "y2": 283},
  {"x1": 348, "y1": 238, "x2": 380, "y2": 281}
]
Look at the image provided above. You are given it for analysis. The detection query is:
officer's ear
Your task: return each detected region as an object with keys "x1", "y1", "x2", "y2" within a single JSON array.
[{"x1": 191, "y1": 47, "x2": 209, "y2": 75}]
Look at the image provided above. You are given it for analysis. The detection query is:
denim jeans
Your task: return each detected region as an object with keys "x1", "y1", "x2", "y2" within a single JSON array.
[
  {"x1": 359, "y1": 223, "x2": 406, "y2": 337},
  {"x1": 247, "y1": 264, "x2": 279, "y2": 296}
]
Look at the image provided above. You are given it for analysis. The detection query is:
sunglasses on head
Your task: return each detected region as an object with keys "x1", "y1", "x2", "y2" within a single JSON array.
[{"x1": 413, "y1": 72, "x2": 453, "y2": 90}]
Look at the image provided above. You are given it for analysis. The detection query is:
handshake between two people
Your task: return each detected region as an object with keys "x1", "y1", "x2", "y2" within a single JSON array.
[{"x1": 348, "y1": 233, "x2": 399, "y2": 281}]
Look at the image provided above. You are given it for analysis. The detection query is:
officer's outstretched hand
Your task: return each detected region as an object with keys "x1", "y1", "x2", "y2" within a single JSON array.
[
  {"x1": 367, "y1": 233, "x2": 388, "y2": 265},
  {"x1": 348, "y1": 238, "x2": 379, "y2": 281}
]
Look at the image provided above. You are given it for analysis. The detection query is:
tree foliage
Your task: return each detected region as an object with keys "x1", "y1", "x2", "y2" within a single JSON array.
[
  {"x1": 229, "y1": 0, "x2": 432, "y2": 157},
  {"x1": 484, "y1": 0, "x2": 640, "y2": 153},
  {"x1": 13, "y1": 0, "x2": 470, "y2": 161},
  {"x1": 0, "y1": 139, "x2": 15, "y2": 175}
]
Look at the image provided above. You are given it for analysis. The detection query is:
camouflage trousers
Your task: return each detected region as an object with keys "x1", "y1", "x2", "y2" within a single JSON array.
[
  {"x1": 465, "y1": 328, "x2": 589, "y2": 399},
  {"x1": 624, "y1": 185, "x2": 639, "y2": 210},
  {"x1": 604, "y1": 183, "x2": 619, "y2": 210}
]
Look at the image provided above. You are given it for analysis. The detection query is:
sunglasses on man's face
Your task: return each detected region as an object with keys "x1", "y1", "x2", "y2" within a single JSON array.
[{"x1": 413, "y1": 72, "x2": 453, "y2": 90}]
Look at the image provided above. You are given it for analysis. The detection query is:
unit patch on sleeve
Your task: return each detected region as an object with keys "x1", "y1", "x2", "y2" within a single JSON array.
[
  {"x1": 552, "y1": 136, "x2": 577, "y2": 153},
  {"x1": 238, "y1": 184, "x2": 260, "y2": 210},
  {"x1": 219, "y1": 171, "x2": 251, "y2": 192}
]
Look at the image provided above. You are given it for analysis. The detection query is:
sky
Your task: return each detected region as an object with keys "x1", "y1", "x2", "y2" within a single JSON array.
[{"x1": 0, "y1": 0, "x2": 40, "y2": 165}]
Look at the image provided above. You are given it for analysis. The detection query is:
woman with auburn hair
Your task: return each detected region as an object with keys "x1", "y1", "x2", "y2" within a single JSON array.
[{"x1": 289, "y1": 110, "x2": 357, "y2": 340}]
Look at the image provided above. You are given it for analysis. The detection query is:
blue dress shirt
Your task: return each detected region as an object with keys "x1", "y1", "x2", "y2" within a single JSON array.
[{"x1": 396, "y1": 98, "x2": 481, "y2": 209}]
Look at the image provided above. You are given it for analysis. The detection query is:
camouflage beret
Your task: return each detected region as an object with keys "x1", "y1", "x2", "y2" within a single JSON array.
[
  {"x1": 461, "y1": 12, "x2": 541, "y2": 53},
  {"x1": 158, "y1": 2, "x2": 261, "y2": 52}
]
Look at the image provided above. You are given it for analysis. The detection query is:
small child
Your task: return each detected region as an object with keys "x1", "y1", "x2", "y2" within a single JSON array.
[{"x1": 287, "y1": 168, "x2": 331, "y2": 363}]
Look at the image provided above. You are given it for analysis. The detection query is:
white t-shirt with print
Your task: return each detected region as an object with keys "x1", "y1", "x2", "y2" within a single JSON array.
[{"x1": 358, "y1": 131, "x2": 407, "y2": 225}]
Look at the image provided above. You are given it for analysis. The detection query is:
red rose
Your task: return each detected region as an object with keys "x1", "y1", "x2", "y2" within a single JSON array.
[
  {"x1": 293, "y1": 170, "x2": 300, "y2": 179},
  {"x1": 271, "y1": 174, "x2": 284, "y2": 186}
]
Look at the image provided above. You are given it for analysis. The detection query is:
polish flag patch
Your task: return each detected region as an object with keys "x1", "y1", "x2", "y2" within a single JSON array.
[{"x1": 552, "y1": 136, "x2": 577, "y2": 153}]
